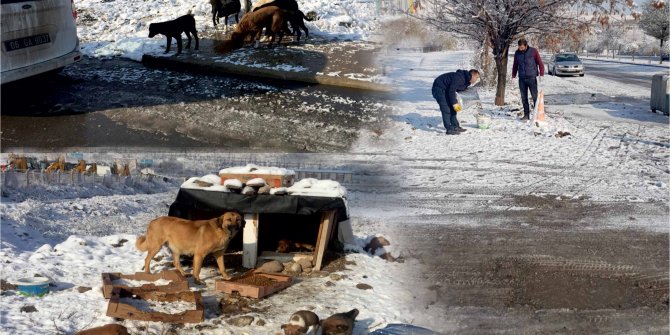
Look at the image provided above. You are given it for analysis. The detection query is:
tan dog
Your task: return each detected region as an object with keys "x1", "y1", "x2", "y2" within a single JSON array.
[
  {"x1": 281, "y1": 310, "x2": 320, "y2": 335},
  {"x1": 229, "y1": 6, "x2": 289, "y2": 49},
  {"x1": 277, "y1": 239, "x2": 315, "y2": 253},
  {"x1": 136, "y1": 212, "x2": 243, "y2": 284},
  {"x1": 321, "y1": 309, "x2": 359, "y2": 335},
  {"x1": 74, "y1": 324, "x2": 130, "y2": 335}
]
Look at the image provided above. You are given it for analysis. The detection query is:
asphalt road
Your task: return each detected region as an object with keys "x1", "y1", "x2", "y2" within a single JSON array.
[
  {"x1": 570, "y1": 59, "x2": 664, "y2": 89},
  {"x1": 0, "y1": 57, "x2": 389, "y2": 152}
]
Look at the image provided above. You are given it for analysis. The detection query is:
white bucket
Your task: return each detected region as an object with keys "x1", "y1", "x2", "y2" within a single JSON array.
[{"x1": 476, "y1": 114, "x2": 491, "y2": 129}]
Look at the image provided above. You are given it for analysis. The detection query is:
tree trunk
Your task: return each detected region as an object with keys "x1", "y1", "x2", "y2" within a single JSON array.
[{"x1": 494, "y1": 46, "x2": 509, "y2": 106}]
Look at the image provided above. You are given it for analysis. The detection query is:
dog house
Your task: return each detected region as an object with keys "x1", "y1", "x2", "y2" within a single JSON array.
[{"x1": 167, "y1": 173, "x2": 349, "y2": 271}]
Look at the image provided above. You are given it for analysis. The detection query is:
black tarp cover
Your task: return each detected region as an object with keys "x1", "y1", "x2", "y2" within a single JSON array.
[{"x1": 168, "y1": 188, "x2": 349, "y2": 222}]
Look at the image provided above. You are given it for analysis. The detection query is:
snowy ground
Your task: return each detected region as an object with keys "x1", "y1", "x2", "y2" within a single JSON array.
[{"x1": 360, "y1": 50, "x2": 669, "y2": 212}]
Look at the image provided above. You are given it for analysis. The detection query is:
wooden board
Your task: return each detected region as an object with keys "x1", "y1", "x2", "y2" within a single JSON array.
[
  {"x1": 243, "y1": 213, "x2": 259, "y2": 268},
  {"x1": 101, "y1": 270, "x2": 188, "y2": 299},
  {"x1": 215, "y1": 273, "x2": 293, "y2": 298},
  {"x1": 314, "y1": 210, "x2": 336, "y2": 271},
  {"x1": 106, "y1": 288, "x2": 204, "y2": 323}
]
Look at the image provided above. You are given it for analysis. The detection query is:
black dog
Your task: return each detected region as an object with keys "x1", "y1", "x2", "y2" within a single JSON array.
[
  {"x1": 148, "y1": 13, "x2": 199, "y2": 54},
  {"x1": 287, "y1": 9, "x2": 312, "y2": 41},
  {"x1": 210, "y1": 0, "x2": 241, "y2": 27}
]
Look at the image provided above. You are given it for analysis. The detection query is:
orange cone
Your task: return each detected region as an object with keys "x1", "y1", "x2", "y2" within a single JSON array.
[{"x1": 534, "y1": 89, "x2": 545, "y2": 122}]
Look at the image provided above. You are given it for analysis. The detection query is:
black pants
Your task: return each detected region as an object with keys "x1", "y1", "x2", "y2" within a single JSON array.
[
  {"x1": 519, "y1": 77, "x2": 538, "y2": 118},
  {"x1": 432, "y1": 87, "x2": 459, "y2": 131}
]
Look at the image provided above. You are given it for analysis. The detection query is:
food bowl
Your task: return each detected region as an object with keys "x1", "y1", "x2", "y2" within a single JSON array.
[{"x1": 13, "y1": 277, "x2": 50, "y2": 297}]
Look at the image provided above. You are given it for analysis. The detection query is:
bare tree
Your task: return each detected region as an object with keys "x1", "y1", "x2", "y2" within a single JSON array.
[
  {"x1": 416, "y1": 0, "x2": 636, "y2": 105},
  {"x1": 639, "y1": 1, "x2": 669, "y2": 63},
  {"x1": 600, "y1": 26, "x2": 627, "y2": 59}
]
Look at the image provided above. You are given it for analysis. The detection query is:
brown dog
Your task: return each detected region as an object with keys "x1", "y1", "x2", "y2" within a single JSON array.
[
  {"x1": 277, "y1": 239, "x2": 315, "y2": 253},
  {"x1": 281, "y1": 310, "x2": 320, "y2": 335},
  {"x1": 136, "y1": 212, "x2": 242, "y2": 284},
  {"x1": 74, "y1": 324, "x2": 129, "y2": 335},
  {"x1": 321, "y1": 309, "x2": 359, "y2": 335},
  {"x1": 229, "y1": 6, "x2": 290, "y2": 49}
]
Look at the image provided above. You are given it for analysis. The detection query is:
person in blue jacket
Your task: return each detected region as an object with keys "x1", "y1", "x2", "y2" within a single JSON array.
[{"x1": 432, "y1": 69, "x2": 480, "y2": 135}]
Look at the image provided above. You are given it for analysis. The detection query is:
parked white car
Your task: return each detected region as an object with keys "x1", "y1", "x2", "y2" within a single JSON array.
[
  {"x1": 1, "y1": 0, "x2": 81, "y2": 84},
  {"x1": 547, "y1": 53, "x2": 585, "y2": 77}
]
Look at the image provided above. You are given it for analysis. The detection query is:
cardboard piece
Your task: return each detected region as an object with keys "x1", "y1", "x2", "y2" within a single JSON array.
[
  {"x1": 101, "y1": 270, "x2": 188, "y2": 299},
  {"x1": 215, "y1": 273, "x2": 293, "y2": 298},
  {"x1": 219, "y1": 172, "x2": 295, "y2": 188},
  {"x1": 106, "y1": 288, "x2": 204, "y2": 323}
]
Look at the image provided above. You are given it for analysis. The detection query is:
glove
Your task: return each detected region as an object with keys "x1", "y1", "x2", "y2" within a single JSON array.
[{"x1": 453, "y1": 104, "x2": 462, "y2": 112}]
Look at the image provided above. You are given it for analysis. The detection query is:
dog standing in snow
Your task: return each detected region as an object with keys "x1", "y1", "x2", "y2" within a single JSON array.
[
  {"x1": 148, "y1": 12, "x2": 199, "y2": 54},
  {"x1": 281, "y1": 310, "x2": 320, "y2": 335},
  {"x1": 135, "y1": 212, "x2": 242, "y2": 284}
]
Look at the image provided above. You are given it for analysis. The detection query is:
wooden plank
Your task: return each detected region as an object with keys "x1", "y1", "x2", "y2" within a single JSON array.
[
  {"x1": 314, "y1": 210, "x2": 336, "y2": 271},
  {"x1": 243, "y1": 213, "x2": 259, "y2": 268}
]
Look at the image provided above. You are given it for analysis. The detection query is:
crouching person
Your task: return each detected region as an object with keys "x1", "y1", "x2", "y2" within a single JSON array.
[{"x1": 432, "y1": 69, "x2": 479, "y2": 135}]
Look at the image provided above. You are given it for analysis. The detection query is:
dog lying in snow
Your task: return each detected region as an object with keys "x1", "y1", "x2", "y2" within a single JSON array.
[
  {"x1": 321, "y1": 309, "x2": 359, "y2": 335},
  {"x1": 136, "y1": 212, "x2": 242, "y2": 284},
  {"x1": 281, "y1": 310, "x2": 320, "y2": 335},
  {"x1": 148, "y1": 12, "x2": 199, "y2": 54}
]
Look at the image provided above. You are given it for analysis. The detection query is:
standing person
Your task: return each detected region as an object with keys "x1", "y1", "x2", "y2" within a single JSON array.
[
  {"x1": 432, "y1": 69, "x2": 480, "y2": 135},
  {"x1": 512, "y1": 38, "x2": 544, "y2": 120}
]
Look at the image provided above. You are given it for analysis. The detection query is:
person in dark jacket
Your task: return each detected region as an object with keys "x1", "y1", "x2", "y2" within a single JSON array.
[
  {"x1": 432, "y1": 69, "x2": 480, "y2": 135},
  {"x1": 512, "y1": 38, "x2": 544, "y2": 120}
]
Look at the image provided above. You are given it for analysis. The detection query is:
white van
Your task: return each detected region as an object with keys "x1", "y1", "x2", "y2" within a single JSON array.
[{"x1": 1, "y1": 0, "x2": 81, "y2": 84}]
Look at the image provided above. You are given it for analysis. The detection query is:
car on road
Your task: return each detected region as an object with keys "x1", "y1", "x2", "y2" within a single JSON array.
[
  {"x1": 1, "y1": 0, "x2": 81, "y2": 84},
  {"x1": 547, "y1": 53, "x2": 584, "y2": 77}
]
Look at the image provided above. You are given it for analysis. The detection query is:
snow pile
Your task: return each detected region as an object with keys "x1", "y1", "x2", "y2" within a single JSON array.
[
  {"x1": 219, "y1": 164, "x2": 295, "y2": 176},
  {"x1": 287, "y1": 178, "x2": 347, "y2": 198},
  {"x1": 181, "y1": 175, "x2": 230, "y2": 192}
]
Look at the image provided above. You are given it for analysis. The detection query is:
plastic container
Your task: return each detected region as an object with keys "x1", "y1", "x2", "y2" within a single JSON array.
[
  {"x1": 476, "y1": 114, "x2": 491, "y2": 129},
  {"x1": 456, "y1": 88, "x2": 481, "y2": 111},
  {"x1": 13, "y1": 277, "x2": 50, "y2": 297}
]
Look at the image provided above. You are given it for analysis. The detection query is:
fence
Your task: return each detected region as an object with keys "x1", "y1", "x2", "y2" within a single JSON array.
[{"x1": 1, "y1": 170, "x2": 163, "y2": 189}]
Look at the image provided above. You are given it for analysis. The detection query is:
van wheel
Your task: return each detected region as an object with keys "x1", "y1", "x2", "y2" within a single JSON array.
[{"x1": 579, "y1": 73, "x2": 584, "y2": 77}]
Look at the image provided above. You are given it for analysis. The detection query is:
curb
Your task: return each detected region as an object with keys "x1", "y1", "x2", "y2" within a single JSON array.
[
  {"x1": 141, "y1": 54, "x2": 393, "y2": 93},
  {"x1": 581, "y1": 57, "x2": 669, "y2": 69}
]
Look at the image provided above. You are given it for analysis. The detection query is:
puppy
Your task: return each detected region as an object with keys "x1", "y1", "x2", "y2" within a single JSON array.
[
  {"x1": 148, "y1": 12, "x2": 199, "y2": 54},
  {"x1": 321, "y1": 309, "x2": 359, "y2": 335},
  {"x1": 281, "y1": 310, "x2": 320, "y2": 335},
  {"x1": 136, "y1": 212, "x2": 242, "y2": 284},
  {"x1": 74, "y1": 324, "x2": 129, "y2": 335},
  {"x1": 277, "y1": 239, "x2": 315, "y2": 253}
]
